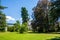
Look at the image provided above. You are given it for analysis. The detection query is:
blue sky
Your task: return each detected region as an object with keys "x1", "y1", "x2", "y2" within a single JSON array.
[
  {"x1": 1, "y1": 0, "x2": 60, "y2": 23},
  {"x1": 1, "y1": 0, "x2": 38, "y2": 23}
]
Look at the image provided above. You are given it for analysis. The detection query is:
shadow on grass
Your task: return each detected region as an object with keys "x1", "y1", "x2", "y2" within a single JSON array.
[
  {"x1": 47, "y1": 37, "x2": 60, "y2": 40},
  {"x1": 28, "y1": 31, "x2": 60, "y2": 34}
]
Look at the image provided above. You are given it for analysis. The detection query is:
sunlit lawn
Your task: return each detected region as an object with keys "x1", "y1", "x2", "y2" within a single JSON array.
[{"x1": 0, "y1": 32, "x2": 60, "y2": 40}]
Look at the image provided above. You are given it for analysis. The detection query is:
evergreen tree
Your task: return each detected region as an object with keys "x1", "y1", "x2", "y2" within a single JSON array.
[
  {"x1": 0, "y1": 0, "x2": 7, "y2": 31},
  {"x1": 20, "y1": 7, "x2": 29, "y2": 33},
  {"x1": 21, "y1": 7, "x2": 29, "y2": 23},
  {"x1": 0, "y1": 11, "x2": 6, "y2": 31}
]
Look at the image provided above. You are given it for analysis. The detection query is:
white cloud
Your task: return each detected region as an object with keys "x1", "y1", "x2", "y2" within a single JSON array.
[{"x1": 6, "y1": 16, "x2": 15, "y2": 21}]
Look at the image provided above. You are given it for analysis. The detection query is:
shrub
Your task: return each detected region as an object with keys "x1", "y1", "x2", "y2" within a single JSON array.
[
  {"x1": 0, "y1": 27, "x2": 5, "y2": 32},
  {"x1": 7, "y1": 26, "x2": 14, "y2": 32},
  {"x1": 19, "y1": 23, "x2": 28, "y2": 33}
]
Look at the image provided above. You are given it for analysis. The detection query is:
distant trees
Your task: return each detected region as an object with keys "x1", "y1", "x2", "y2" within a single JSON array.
[
  {"x1": 7, "y1": 20, "x2": 20, "y2": 32},
  {"x1": 14, "y1": 20, "x2": 20, "y2": 32},
  {"x1": 0, "y1": 0, "x2": 60, "y2": 33},
  {"x1": 7, "y1": 26, "x2": 14, "y2": 32}
]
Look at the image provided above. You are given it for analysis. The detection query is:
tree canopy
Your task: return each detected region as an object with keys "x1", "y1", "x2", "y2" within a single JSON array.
[{"x1": 21, "y1": 7, "x2": 29, "y2": 23}]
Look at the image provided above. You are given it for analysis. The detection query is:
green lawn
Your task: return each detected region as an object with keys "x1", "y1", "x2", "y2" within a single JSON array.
[{"x1": 0, "y1": 32, "x2": 60, "y2": 40}]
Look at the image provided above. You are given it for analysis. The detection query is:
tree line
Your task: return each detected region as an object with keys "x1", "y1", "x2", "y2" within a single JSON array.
[{"x1": 0, "y1": 0, "x2": 60, "y2": 33}]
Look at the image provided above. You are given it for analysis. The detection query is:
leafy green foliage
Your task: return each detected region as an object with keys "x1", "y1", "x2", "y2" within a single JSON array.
[
  {"x1": 32, "y1": 0, "x2": 49, "y2": 33},
  {"x1": 0, "y1": 11, "x2": 6, "y2": 32},
  {"x1": 21, "y1": 7, "x2": 29, "y2": 23},
  {"x1": 7, "y1": 26, "x2": 14, "y2": 32},
  {"x1": 7, "y1": 20, "x2": 20, "y2": 32},
  {"x1": 19, "y1": 22, "x2": 28, "y2": 33},
  {"x1": 0, "y1": 5, "x2": 7, "y2": 32},
  {"x1": 31, "y1": 0, "x2": 60, "y2": 33},
  {"x1": 13, "y1": 20, "x2": 20, "y2": 32},
  {"x1": 49, "y1": 0, "x2": 60, "y2": 32},
  {"x1": 0, "y1": 6, "x2": 7, "y2": 10},
  {"x1": 50, "y1": 0, "x2": 60, "y2": 22}
]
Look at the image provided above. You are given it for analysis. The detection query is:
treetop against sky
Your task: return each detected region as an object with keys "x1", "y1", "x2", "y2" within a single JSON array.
[
  {"x1": 1, "y1": 0, "x2": 38, "y2": 23},
  {"x1": 1, "y1": 0, "x2": 60, "y2": 23}
]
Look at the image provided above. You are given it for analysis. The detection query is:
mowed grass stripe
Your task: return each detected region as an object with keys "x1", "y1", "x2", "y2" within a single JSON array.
[{"x1": 0, "y1": 32, "x2": 60, "y2": 40}]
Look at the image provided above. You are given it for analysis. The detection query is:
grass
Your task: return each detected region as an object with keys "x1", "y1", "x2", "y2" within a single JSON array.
[{"x1": 0, "y1": 32, "x2": 60, "y2": 40}]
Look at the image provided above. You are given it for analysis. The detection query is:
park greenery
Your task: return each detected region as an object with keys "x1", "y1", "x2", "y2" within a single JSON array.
[
  {"x1": 0, "y1": 32, "x2": 60, "y2": 40},
  {"x1": 0, "y1": 0, "x2": 60, "y2": 33},
  {"x1": 0, "y1": 0, "x2": 60, "y2": 40},
  {"x1": 0, "y1": 6, "x2": 6, "y2": 32},
  {"x1": 31, "y1": 0, "x2": 60, "y2": 33}
]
